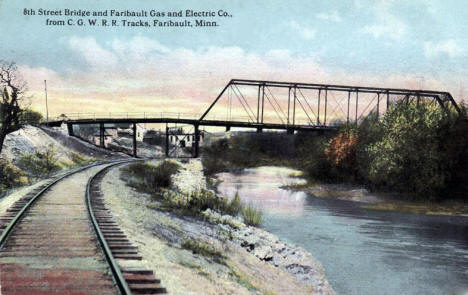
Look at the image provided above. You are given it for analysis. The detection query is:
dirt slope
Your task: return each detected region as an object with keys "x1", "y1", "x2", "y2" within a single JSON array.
[{"x1": 0, "y1": 125, "x2": 128, "y2": 163}]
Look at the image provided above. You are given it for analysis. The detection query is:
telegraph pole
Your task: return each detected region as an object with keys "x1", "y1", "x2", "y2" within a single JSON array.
[{"x1": 44, "y1": 80, "x2": 49, "y2": 122}]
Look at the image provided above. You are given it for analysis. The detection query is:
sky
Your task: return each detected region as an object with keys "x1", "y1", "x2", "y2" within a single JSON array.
[{"x1": 0, "y1": 0, "x2": 467, "y2": 118}]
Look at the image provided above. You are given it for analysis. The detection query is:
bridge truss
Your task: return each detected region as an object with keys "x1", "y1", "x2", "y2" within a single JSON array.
[
  {"x1": 48, "y1": 78, "x2": 464, "y2": 158},
  {"x1": 200, "y1": 79, "x2": 462, "y2": 127}
]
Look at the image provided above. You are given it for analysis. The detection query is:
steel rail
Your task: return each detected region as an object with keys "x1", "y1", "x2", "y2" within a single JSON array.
[
  {"x1": 0, "y1": 159, "x2": 140, "y2": 294},
  {"x1": 85, "y1": 159, "x2": 138, "y2": 295},
  {"x1": 0, "y1": 161, "x2": 109, "y2": 249}
]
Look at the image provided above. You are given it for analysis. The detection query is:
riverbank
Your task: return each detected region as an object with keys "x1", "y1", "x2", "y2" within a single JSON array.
[
  {"x1": 285, "y1": 179, "x2": 468, "y2": 217},
  {"x1": 215, "y1": 165, "x2": 468, "y2": 295},
  {"x1": 100, "y1": 159, "x2": 335, "y2": 295}
]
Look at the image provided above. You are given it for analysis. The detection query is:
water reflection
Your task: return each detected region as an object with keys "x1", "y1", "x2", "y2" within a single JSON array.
[
  {"x1": 217, "y1": 167, "x2": 308, "y2": 216},
  {"x1": 217, "y1": 167, "x2": 468, "y2": 295}
]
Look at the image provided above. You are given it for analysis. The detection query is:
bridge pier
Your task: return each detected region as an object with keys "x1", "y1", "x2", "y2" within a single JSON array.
[
  {"x1": 67, "y1": 123, "x2": 74, "y2": 136},
  {"x1": 193, "y1": 124, "x2": 200, "y2": 158},
  {"x1": 165, "y1": 125, "x2": 169, "y2": 157},
  {"x1": 256, "y1": 127, "x2": 263, "y2": 133},
  {"x1": 287, "y1": 128, "x2": 294, "y2": 135},
  {"x1": 99, "y1": 123, "x2": 105, "y2": 148},
  {"x1": 132, "y1": 123, "x2": 137, "y2": 158},
  {"x1": 225, "y1": 125, "x2": 231, "y2": 132}
]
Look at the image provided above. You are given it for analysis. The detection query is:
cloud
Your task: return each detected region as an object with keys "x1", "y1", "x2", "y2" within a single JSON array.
[
  {"x1": 112, "y1": 36, "x2": 170, "y2": 59},
  {"x1": 361, "y1": 1, "x2": 407, "y2": 40},
  {"x1": 69, "y1": 36, "x2": 118, "y2": 68},
  {"x1": 287, "y1": 20, "x2": 316, "y2": 40},
  {"x1": 22, "y1": 36, "x2": 326, "y2": 115},
  {"x1": 424, "y1": 39, "x2": 463, "y2": 59},
  {"x1": 316, "y1": 10, "x2": 342, "y2": 22},
  {"x1": 20, "y1": 36, "x2": 467, "y2": 117}
]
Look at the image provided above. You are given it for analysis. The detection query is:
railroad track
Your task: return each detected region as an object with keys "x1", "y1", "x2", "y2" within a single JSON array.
[{"x1": 0, "y1": 161, "x2": 166, "y2": 294}]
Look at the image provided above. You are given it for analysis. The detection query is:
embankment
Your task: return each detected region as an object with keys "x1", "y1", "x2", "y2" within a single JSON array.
[{"x1": 100, "y1": 159, "x2": 335, "y2": 295}]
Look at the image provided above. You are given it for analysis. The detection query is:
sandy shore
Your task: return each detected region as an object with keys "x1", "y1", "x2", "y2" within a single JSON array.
[{"x1": 287, "y1": 181, "x2": 468, "y2": 216}]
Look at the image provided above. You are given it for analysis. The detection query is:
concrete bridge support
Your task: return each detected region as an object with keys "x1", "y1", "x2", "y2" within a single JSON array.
[
  {"x1": 67, "y1": 123, "x2": 74, "y2": 136},
  {"x1": 165, "y1": 125, "x2": 169, "y2": 157},
  {"x1": 132, "y1": 123, "x2": 137, "y2": 158},
  {"x1": 99, "y1": 123, "x2": 105, "y2": 148},
  {"x1": 193, "y1": 124, "x2": 200, "y2": 158}
]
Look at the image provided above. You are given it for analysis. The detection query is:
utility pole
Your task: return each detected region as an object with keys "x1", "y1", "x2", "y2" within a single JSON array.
[{"x1": 44, "y1": 80, "x2": 49, "y2": 122}]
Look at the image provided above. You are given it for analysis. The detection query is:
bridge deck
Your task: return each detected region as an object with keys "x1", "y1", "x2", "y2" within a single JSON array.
[{"x1": 47, "y1": 118, "x2": 335, "y2": 131}]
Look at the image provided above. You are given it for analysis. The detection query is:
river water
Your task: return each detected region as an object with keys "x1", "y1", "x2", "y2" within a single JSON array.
[{"x1": 217, "y1": 167, "x2": 468, "y2": 295}]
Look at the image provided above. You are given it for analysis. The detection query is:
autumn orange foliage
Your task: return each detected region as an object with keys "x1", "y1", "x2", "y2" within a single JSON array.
[{"x1": 325, "y1": 131, "x2": 358, "y2": 168}]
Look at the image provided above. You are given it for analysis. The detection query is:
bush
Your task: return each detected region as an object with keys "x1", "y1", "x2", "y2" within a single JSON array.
[
  {"x1": 146, "y1": 186, "x2": 263, "y2": 227},
  {"x1": 121, "y1": 160, "x2": 180, "y2": 193},
  {"x1": 242, "y1": 204, "x2": 262, "y2": 226},
  {"x1": 225, "y1": 192, "x2": 243, "y2": 216},
  {"x1": 69, "y1": 152, "x2": 97, "y2": 166},
  {"x1": 181, "y1": 237, "x2": 226, "y2": 262},
  {"x1": 0, "y1": 159, "x2": 28, "y2": 193},
  {"x1": 17, "y1": 145, "x2": 61, "y2": 177},
  {"x1": 155, "y1": 160, "x2": 181, "y2": 187}
]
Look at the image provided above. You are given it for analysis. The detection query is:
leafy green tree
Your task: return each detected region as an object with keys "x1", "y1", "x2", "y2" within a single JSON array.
[{"x1": 365, "y1": 102, "x2": 457, "y2": 199}]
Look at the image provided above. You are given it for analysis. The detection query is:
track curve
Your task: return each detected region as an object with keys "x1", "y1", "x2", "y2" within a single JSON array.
[
  {"x1": 87, "y1": 162, "x2": 167, "y2": 295},
  {"x1": 0, "y1": 160, "x2": 167, "y2": 295}
]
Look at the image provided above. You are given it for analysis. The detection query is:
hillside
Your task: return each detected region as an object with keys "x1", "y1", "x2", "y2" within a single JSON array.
[{"x1": 1, "y1": 125, "x2": 128, "y2": 164}]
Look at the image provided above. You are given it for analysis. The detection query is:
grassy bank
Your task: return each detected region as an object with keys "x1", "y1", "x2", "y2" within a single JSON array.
[
  {"x1": 202, "y1": 102, "x2": 468, "y2": 202},
  {"x1": 1, "y1": 147, "x2": 98, "y2": 195},
  {"x1": 120, "y1": 161, "x2": 263, "y2": 227}
]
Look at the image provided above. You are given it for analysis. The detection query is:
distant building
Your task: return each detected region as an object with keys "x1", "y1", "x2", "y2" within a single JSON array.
[
  {"x1": 169, "y1": 132, "x2": 205, "y2": 148},
  {"x1": 116, "y1": 124, "x2": 146, "y2": 141}
]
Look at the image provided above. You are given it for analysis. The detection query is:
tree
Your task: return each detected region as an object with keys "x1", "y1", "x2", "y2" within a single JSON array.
[
  {"x1": 365, "y1": 102, "x2": 452, "y2": 199},
  {"x1": 0, "y1": 61, "x2": 27, "y2": 154},
  {"x1": 20, "y1": 108, "x2": 43, "y2": 125}
]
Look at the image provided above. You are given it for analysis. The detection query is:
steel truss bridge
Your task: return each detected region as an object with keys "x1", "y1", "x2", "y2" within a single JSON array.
[{"x1": 46, "y1": 79, "x2": 463, "y2": 158}]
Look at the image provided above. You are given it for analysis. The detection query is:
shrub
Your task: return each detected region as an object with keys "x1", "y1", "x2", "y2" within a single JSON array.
[
  {"x1": 242, "y1": 204, "x2": 262, "y2": 226},
  {"x1": 69, "y1": 152, "x2": 97, "y2": 166},
  {"x1": 154, "y1": 160, "x2": 181, "y2": 187},
  {"x1": 225, "y1": 192, "x2": 243, "y2": 216},
  {"x1": 323, "y1": 126, "x2": 359, "y2": 181},
  {"x1": 17, "y1": 145, "x2": 61, "y2": 177},
  {"x1": 297, "y1": 135, "x2": 335, "y2": 182},
  {"x1": 181, "y1": 237, "x2": 225, "y2": 262},
  {"x1": 121, "y1": 160, "x2": 180, "y2": 193},
  {"x1": 201, "y1": 154, "x2": 228, "y2": 176},
  {"x1": 181, "y1": 190, "x2": 229, "y2": 214},
  {"x1": 0, "y1": 159, "x2": 28, "y2": 193}
]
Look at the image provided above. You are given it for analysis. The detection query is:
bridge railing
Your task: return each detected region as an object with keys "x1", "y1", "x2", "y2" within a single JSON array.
[
  {"x1": 49, "y1": 112, "x2": 344, "y2": 128},
  {"x1": 50, "y1": 112, "x2": 202, "y2": 121}
]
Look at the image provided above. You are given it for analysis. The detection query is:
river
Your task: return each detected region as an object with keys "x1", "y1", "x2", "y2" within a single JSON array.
[{"x1": 216, "y1": 166, "x2": 468, "y2": 295}]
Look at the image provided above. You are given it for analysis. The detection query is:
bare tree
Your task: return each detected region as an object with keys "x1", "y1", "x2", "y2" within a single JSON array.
[{"x1": 0, "y1": 61, "x2": 27, "y2": 154}]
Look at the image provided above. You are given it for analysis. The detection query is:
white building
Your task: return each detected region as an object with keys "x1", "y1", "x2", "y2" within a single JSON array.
[
  {"x1": 117, "y1": 124, "x2": 146, "y2": 141},
  {"x1": 169, "y1": 132, "x2": 205, "y2": 148}
]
